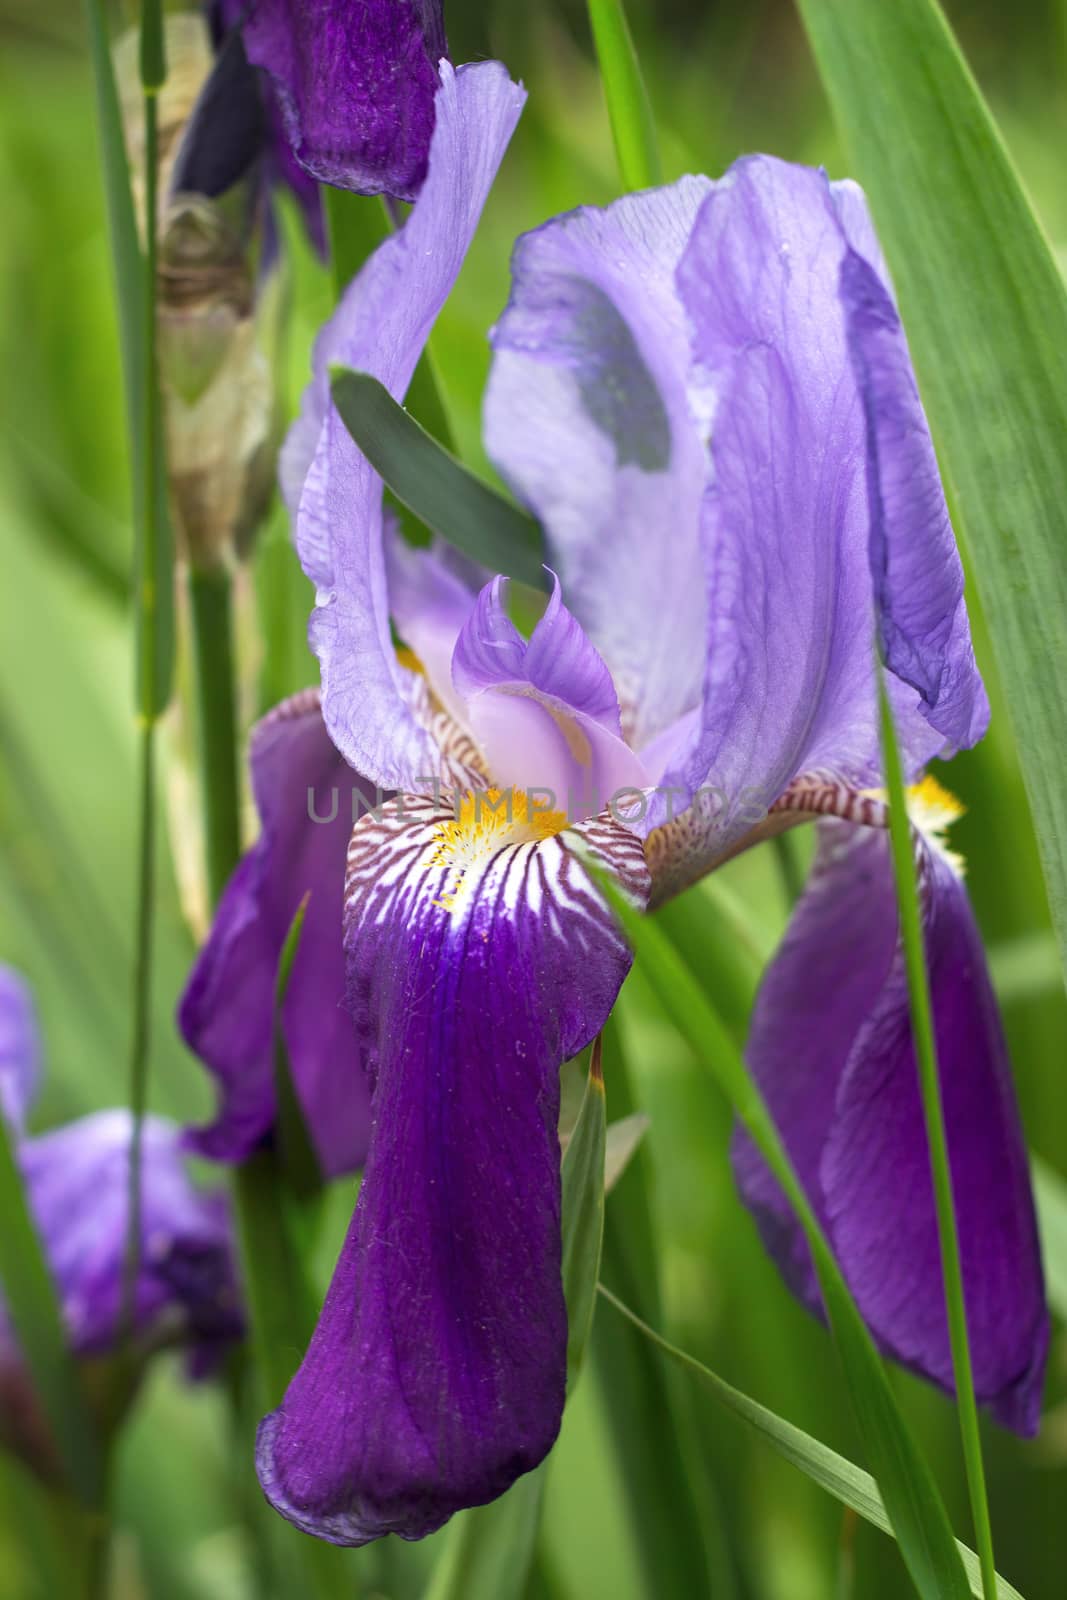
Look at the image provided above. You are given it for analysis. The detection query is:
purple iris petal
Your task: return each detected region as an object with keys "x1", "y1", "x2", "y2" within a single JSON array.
[
  {"x1": 485, "y1": 178, "x2": 713, "y2": 752},
  {"x1": 4, "y1": 1111, "x2": 242, "y2": 1364},
  {"x1": 452, "y1": 575, "x2": 647, "y2": 814},
  {"x1": 668, "y1": 158, "x2": 989, "y2": 842},
  {"x1": 839, "y1": 244, "x2": 988, "y2": 752},
  {"x1": 256, "y1": 797, "x2": 649, "y2": 1543},
  {"x1": 180, "y1": 690, "x2": 372, "y2": 1178},
  {"x1": 286, "y1": 61, "x2": 525, "y2": 791},
  {"x1": 733, "y1": 822, "x2": 1047, "y2": 1434},
  {"x1": 385, "y1": 528, "x2": 482, "y2": 727},
  {"x1": 237, "y1": 0, "x2": 447, "y2": 201},
  {"x1": 0, "y1": 967, "x2": 40, "y2": 1135}
]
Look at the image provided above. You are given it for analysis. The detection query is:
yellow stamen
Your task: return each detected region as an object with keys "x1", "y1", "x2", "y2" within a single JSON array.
[
  {"x1": 395, "y1": 644, "x2": 425, "y2": 676},
  {"x1": 429, "y1": 788, "x2": 568, "y2": 910}
]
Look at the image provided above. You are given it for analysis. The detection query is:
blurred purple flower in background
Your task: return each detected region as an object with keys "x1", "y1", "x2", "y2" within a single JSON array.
[
  {"x1": 214, "y1": 0, "x2": 448, "y2": 206},
  {"x1": 0, "y1": 967, "x2": 243, "y2": 1474},
  {"x1": 180, "y1": 87, "x2": 1047, "y2": 1543}
]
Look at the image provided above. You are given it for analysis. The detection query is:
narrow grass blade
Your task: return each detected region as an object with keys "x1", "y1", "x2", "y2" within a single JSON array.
[
  {"x1": 330, "y1": 368, "x2": 546, "y2": 589},
  {"x1": 795, "y1": 0, "x2": 1067, "y2": 978},
  {"x1": 560, "y1": 1036, "x2": 607, "y2": 1383},
  {"x1": 188, "y1": 564, "x2": 241, "y2": 911},
  {"x1": 422, "y1": 1468, "x2": 547, "y2": 1600},
  {"x1": 0, "y1": 1113, "x2": 104, "y2": 1508},
  {"x1": 585, "y1": 0, "x2": 662, "y2": 190},
  {"x1": 1032, "y1": 1157, "x2": 1067, "y2": 1322},
  {"x1": 878, "y1": 672, "x2": 997, "y2": 1597},
  {"x1": 84, "y1": 0, "x2": 175, "y2": 717},
  {"x1": 272, "y1": 895, "x2": 324, "y2": 1200},
  {"x1": 597, "y1": 1288, "x2": 1026, "y2": 1600},
  {"x1": 595, "y1": 1013, "x2": 737, "y2": 1598},
  {"x1": 603, "y1": 1110, "x2": 649, "y2": 1192},
  {"x1": 583, "y1": 859, "x2": 971, "y2": 1599}
]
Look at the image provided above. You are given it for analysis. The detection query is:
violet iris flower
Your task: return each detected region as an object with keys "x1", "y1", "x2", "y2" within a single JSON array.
[
  {"x1": 216, "y1": 0, "x2": 448, "y2": 203},
  {"x1": 0, "y1": 968, "x2": 243, "y2": 1470},
  {"x1": 183, "y1": 74, "x2": 1047, "y2": 1545}
]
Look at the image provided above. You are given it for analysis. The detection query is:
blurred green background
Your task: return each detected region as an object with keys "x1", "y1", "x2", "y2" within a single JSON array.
[{"x1": 1, "y1": 0, "x2": 1065, "y2": 1595}]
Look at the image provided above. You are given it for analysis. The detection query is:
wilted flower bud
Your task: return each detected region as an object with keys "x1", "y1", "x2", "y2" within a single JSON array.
[{"x1": 116, "y1": 13, "x2": 287, "y2": 570}]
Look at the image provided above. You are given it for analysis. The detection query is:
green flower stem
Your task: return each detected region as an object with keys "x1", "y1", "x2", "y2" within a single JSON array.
[
  {"x1": 188, "y1": 564, "x2": 242, "y2": 909},
  {"x1": 586, "y1": 0, "x2": 662, "y2": 191},
  {"x1": 186, "y1": 470, "x2": 354, "y2": 1600},
  {"x1": 122, "y1": 41, "x2": 165, "y2": 1341},
  {"x1": 877, "y1": 671, "x2": 997, "y2": 1600}
]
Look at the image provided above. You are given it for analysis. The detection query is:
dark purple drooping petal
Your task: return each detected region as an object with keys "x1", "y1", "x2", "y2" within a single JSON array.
[
  {"x1": 236, "y1": 0, "x2": 447, "y2": 201},
  {"x1": 180, "y1": 691, "x2": 373, "y2": 1178},
  {"x1": 0, "y1": 966, "x2": 40, "y2": 1135},
  {"x1": 451, "y1": 576, "x2": 647, "y2": 814},
  {"x1": 733, "y1": 821, "x2": 1047, "y2": 1434},
  {"x1": 256, "y1": 797, "x2": 649, "y2": 1544},
  {"x1": 3, "y1": 1112, "x2": 243, "y2": 1366}
]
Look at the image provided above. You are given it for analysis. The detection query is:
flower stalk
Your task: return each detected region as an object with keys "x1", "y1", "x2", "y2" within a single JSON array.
[
  {"x1": 188, "y1": 564, "x2": 242, "y2": 909},
  {"x1": 877, "y1": 669, "x2": 997, "y2": 1600},
  {"x1": 121, "y1": 0, "x2": 168, "y2": 1345},
  {"x1": 586, "y1": 0, "x2": 662, "y2": 191}
]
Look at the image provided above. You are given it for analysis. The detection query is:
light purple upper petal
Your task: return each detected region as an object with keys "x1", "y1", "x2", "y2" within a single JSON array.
[
  {"x1": 647, "y1": 155, "x2": 985, "y2": 868},
  {"x1": 451, "y1": 576, "x2": 647, "y2": 816},
  {"x1": 256, "y1": 796, "x2": 649, "y2": 1544},
  {"x1": 838, "y1": 242, "x2": 988, "y2": 752},
  {"x1": 733, "y1": 821, "x2": 1047, "y2": 1434},
  {"x1": 485, "y1": 178, "x2": 713, "y2": 752},
  {"x1": 6, "y1": 1112, "x2": 242, "y2": 1363},
  {"x1": 0, "y1": 967, "x2": 39, "y2": 1135},
  {"x1": 180, "y1": 691, "x2": 372, "y2": 1179},
  {"x1": 288, "y1": 62, "x2": 525, "y2": 792},
  {"x1": 238, "y1": 0, "x2": 446, "y2": 201}
]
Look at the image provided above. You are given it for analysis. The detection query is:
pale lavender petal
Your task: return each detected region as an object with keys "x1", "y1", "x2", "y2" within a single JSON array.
[
  {"x1": 452, "y1": 577, "x2": 647, "y2": 816},
  {"x1": 180, "y1": 691, "x2": 372, "y2": 1179},
  {"x1": 733, "y1": 822, "x2": 1047, "y2": 1433},
  {"x1": 238, "y1": 0, "x2": 446, "y2": 201},
  {"x1": 0, "y1": 967, "x2": 39, "y2": 1134},
  {"x1": 667, "y1": 156, "x2": 984, "y2": 859},
  {"x1": 290, "y1": 62, "x2": 525, "y2": 791},
  {"x1": 385, "y1": 529, "x2": 482, "y2": 726},
  {"x1": 256, "y1": 797, "x2": 649, "y2": 1543},
  {"x1": 10, "y1": 1112, "x2": 242, "y2": 1361},
  {"x1": 485, "y1": 178, "x2": 713, "y2": 751}
]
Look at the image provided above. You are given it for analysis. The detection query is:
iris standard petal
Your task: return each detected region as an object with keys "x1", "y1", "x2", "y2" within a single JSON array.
[
  {"x1": 256, "y1": 795, "x2": 649, "y2": 1544},
  {"x1": 667, "y1": 156, "x2": 985, "y2": 860},
  {"x1": 733, "y1": 821, "x2": 1047, "y2": 1434},
  {"x1": 0, "y1": 966, "x2": 40, "y2": 1134},
  {"x1": 180, "y1": 691, "x2": 372, "y2": 1178},
  {"x1": 485, "y1": 177, "x2": 712, "y2": 752},
  {"x1": 289, "y1": 61, "x2": 525, "y2": 791},
  {"x1": 236, "y1": 0, "x2": 446, "y2": 201},
  {"x1": 452, "y1": 576, "x2": 648, "y2": 817},
  {"x1": 838, "y1": 244, "x2": 988, "y2": 753},
  {"x1": 8, "y1": 1112, "x2": 242, "y2": 1360}
]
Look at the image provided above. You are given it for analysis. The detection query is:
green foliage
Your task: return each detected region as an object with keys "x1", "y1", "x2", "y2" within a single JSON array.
[
  {"x1": 796, "y1": 0, "x2": 1067, "y2": 981},
  {"x1": 330, "y1": 368, "x2": 548, "y2": 589}
]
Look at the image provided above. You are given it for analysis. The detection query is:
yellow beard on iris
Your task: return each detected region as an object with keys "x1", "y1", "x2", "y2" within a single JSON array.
[{"x1": 429, "y1": 788, "x2": 569, "y2": 911}]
